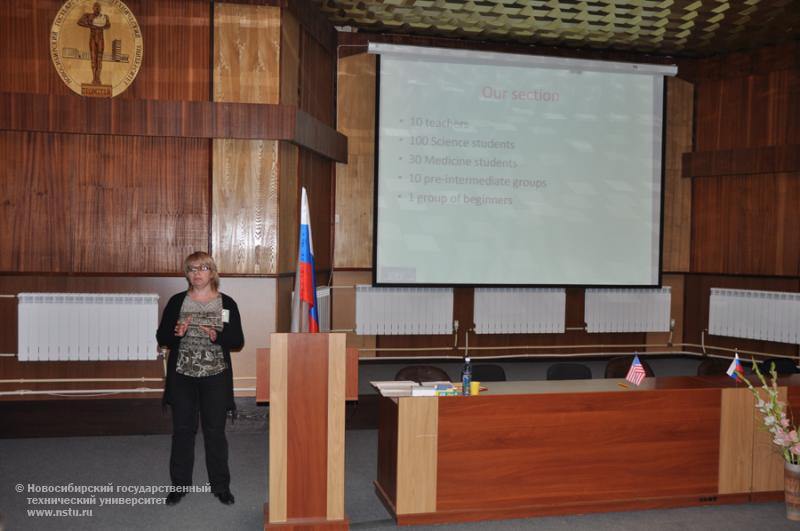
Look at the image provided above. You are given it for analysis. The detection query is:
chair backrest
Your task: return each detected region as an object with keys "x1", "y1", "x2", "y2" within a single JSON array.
[
  {"x1": 472, "y1": 364, "x2": 507, "y2": 382},
  {"x1": 604, "y1": 356, "x2": 655, "y2": 378},
  {"x1": 758, "y1": 357, "x2": 798, "y2": 376},
  {"x1": 547, "y1": 363, "x2": 592, "y2": 381},
  {"x1": 696, "y1": 358, "x2": 729, "y2": 376},
  {"x1": 394, "y1": 365, "x2": 450, "y2": 383}
]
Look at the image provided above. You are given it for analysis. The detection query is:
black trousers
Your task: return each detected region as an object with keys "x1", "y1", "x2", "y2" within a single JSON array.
[{"x1": 169, "y1": 370, "x2": 230, "y2": 494}]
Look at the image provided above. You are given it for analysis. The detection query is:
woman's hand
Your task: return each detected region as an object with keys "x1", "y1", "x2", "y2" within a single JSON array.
[
  {"x1": 199, "y1": 325, "x2": 218, "y2": 342},
  {"x1": 174, "y1": 317, "x2": 191, "y2": 337}
]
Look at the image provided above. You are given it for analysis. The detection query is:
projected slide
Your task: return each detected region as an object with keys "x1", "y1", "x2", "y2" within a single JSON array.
[{"x1": 375, "y1": 49, "x2": 668, "y2": 286}]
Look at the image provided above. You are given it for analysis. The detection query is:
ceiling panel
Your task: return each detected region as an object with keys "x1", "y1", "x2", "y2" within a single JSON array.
[{"x1": 314, "y1": 0, "x2": 800, "y2": 57}]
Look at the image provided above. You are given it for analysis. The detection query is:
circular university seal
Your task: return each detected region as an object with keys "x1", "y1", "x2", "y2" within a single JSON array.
[{"x1": 50, "y1": 0, "x2": 143, "y2": 97}]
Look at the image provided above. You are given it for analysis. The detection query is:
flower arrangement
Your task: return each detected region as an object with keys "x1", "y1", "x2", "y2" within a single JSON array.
[{"x1": 737, "y1": 360, "x2": 799, "y2": 464}]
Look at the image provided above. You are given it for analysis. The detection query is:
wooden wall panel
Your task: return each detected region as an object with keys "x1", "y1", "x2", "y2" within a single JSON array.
[
  {"x1": 71, "y1": 135, "x2": 209, "y2": 273},
  {"x1": 1, "y1": 0, "x2": 79, "y2": 96},
  {"x1": 277, "y1": 142, "x2": 299, "y2": 274},
  {"x1": 683, "y1": 145, "x2": 800, "y2": 178},
  {"x1": 126, "y1": 0, "x2": 211, "y2": 101},
  {"x1": 694, "y1": 69, "x2": 800, "y2": 151},
  {"x1": 273, "y1": 150, "x2": 298, "y2": 330},
  {"x1": 0, "y1": 132, "x2": 73, "y2": 272},
  {"x1": 686, "y1": 43, "x2": 800, "y2": 278},
  {"x1": 0, "y1": 132, "x2": 208, "y2": 274},
  {"x1": 214, "y1": 3, "x2": 280, "y2": 105},
  {"x1": 280, "y1": 8, "x2": 300, "y2": 106},
  {"x1": 677, "y1": 43, "x2": 800, "y2": 82},
  {"x1": 334, "y1": 54, "x2": 375, "y2": 269},
  {"x1": 299, "y1": 148, "x2": 333, "y2": 273},
  {"x1": 646, "y1": 273, "x2": 684, "y2": 350},
  {"x1": 285, "y1": 0, "x2": 337, "y2": 57},
  {"x1": 274, "y1": 276, "x2": 295, "y2": 333},
  {"x1": 692, "y1": 173, "x2": 800, "y2": 276},
  {"x1": 211, "y1": 139, "x2": 279, "y2": 274},
  {"x1": 211, "y1": 3, "x2": 281, "y2": 275},
  {"x1": 662, "y1": 77, "x2": 693, "y2": 273},
  {"x1": 300, "y1": 30, "x2": 335, "y2": 126},
  {"x1": 463, "y1": 332, "x2": 649, "y2": 359},
  {"x1": 331, "y1": 271, "x2": 377, "y2": 354},
  {"x1": 0, "y1": 92, "x2": 346, "y2": 161},
  {"x1": 0, "y1": 0, "x2": 211, "y2": 100},
  {"x1": 683, "y1": 274, "x2": 800, "y2": 358},
  {"x1": 0, "y1": 296, "x2": 16, "y2": 354}
]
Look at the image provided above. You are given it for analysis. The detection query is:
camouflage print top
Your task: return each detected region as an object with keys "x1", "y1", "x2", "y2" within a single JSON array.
[{"x1": 176, "y1": 294, "x2": 227, "y2": 377}]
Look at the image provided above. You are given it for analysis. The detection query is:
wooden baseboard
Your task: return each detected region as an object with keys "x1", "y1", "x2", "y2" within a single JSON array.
[{"x1": 0, "y1": 398, "x2": 171, "y2": 438}]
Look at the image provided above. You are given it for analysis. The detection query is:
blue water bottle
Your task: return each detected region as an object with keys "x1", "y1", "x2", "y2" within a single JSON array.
[{"x1": 461, "y1": 356, "x2": 472, "y2": 396}]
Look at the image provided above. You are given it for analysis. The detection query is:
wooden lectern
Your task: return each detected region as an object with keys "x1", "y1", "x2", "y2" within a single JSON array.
[{"x1": 256, "y1": 333, "x2": 358, "y2": 531}]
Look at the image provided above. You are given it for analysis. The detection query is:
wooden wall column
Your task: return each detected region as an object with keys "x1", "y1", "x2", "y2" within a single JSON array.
[{"x1": 212, "y1": 3, "x2": 281, "y2": 274}]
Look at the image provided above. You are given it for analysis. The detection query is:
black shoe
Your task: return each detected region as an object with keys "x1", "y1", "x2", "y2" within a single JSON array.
[
  {"x1": 214, "y1": 490, "x2": 235, "y2": 505},
  {"x1": 165, "y1": 491, "x2": 186, "y2": 506}
]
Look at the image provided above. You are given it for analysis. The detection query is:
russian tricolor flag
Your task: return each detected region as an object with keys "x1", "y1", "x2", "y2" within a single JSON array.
[
  {"x1": 726, "y1": 353, "x2": 744, "y2": 381},
  {"x1": 291, "y1": 187, "x2": 319, "y2": 333}
]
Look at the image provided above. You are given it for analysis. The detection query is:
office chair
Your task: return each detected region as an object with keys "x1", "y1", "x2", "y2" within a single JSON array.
[
  {"x1": 696, "y1": 358, "x2": 729, "y2": 376},
  {"x1": 547, "y1": 363, "x2": 592, "y2": 380},
  {"x1": 604, "y1": 356, "x2": 655, "y2": 379},
  {"x1": 394, "y1": 365, "x2": 450, "y2": 383},
  {"x1": 472, "y1": 364, "x2": 507, "y2": 382}
]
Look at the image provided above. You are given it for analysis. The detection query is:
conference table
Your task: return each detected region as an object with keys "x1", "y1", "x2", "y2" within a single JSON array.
[{"x1": 375, "y1": 376, "x2": 798, "y2": 525}]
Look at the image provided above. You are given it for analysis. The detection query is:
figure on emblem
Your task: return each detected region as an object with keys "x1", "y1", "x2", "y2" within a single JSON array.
[{"x1": 77, "y1": 2, "x2": 111, "y2": 85}]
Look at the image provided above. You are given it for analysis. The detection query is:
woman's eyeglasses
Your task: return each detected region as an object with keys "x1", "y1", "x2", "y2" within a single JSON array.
[{"x1": 188, "y1": 265, "x2": 211, "y2": 273}]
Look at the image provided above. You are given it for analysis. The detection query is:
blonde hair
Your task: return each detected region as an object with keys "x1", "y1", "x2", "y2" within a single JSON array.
[{"x1": 183, "y1": 251, "x2": 220, "y2": 291}]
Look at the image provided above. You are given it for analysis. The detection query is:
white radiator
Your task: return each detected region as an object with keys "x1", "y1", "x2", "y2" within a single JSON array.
[
  {"x1": 17, "y1": 293, "x2": 160, "y2": 361},
  {"x1": 355, "y1": 285, "x2": 453, "y2": 335},
  {"x1": 474, "y1": 288, "x2": 566, "y2": 334},
  {"x1": 585, "y1": 287, "x2": 671, "y2": 333},
  {"x1": 316, "y1": 287, "x2": 331, "y2": 332},
  {"x1": 709, "y1": 288, "x2": 800, "y2": 344}
]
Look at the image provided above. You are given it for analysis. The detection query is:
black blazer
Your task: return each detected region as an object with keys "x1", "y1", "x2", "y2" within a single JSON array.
[{"x1": 156, "y1": 291, "x2": 244, "y2": 413}]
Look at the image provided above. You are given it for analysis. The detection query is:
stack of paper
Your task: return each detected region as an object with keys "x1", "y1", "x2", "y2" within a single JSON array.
[
  {"x1": 370, "y1": 381, "x2": 455, "y2": 397},
  {"x1": 370, "y1": 381, "x2": 418, "y2": 397}
]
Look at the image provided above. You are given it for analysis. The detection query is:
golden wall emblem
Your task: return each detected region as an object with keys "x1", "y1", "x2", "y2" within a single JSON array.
[{"x1": 50, "y1": 0, "x2": 143, "y2": 98}]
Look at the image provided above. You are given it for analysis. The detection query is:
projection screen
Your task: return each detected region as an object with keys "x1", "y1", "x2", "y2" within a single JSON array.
[{"x1": 371, "y1": 44, "x2": 677, "y2": 286}]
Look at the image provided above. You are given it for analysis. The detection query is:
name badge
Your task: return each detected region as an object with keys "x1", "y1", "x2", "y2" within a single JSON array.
[{"x1": 222, "y1": 309, "x2": 230, "y2": 323}]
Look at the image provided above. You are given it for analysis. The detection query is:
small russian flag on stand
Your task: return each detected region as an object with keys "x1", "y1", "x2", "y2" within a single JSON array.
[
  {"x1": 625, "y1": 354, "x2": 647, "y2": 386},
  {"x1": 726, "y1": 353, "x2": 745, "y2": 381},
  {"x1": 290, "y1": 187, "x2": 319, "y2": 333}
]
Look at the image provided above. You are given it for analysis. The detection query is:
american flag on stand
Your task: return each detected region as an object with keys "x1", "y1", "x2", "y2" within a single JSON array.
[{"x1": 625, "y1": 354, "x2": 647, "y2": 386}]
